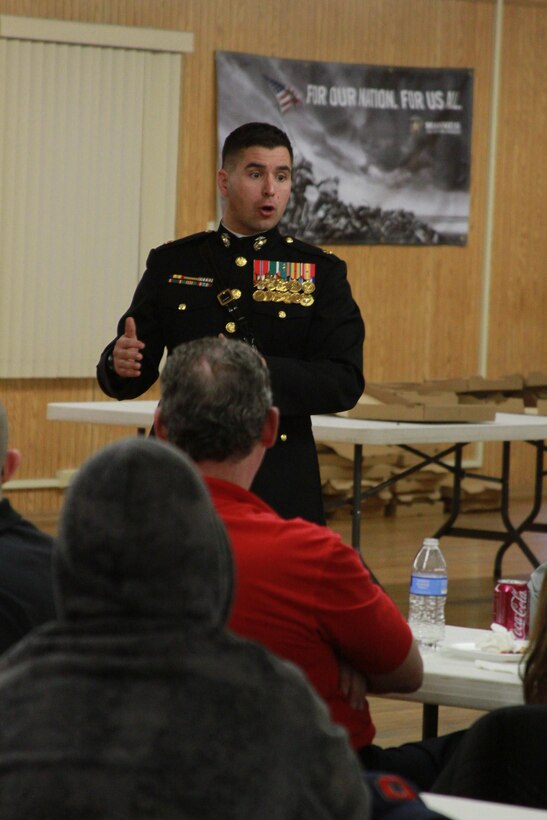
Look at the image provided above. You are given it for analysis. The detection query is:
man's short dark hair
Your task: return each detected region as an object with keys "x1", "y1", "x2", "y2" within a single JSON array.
[
  {"x1": 160, "y1": 338, "x2": 273, "y2": 463},
  {"x1": 221, "y1": 122, "x2": 293, "y2": 167}
]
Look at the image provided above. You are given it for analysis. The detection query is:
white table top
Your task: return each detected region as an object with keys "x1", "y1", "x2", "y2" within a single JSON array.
[
  {"x1": 422, "y1": 793, "x2": 546, "y2": 819},
  {"x1": 47, "y1": 402, "x2": 547, "y2": 445},
  {"x1": 387, "y1": 626, "x2": 524, "y2": 712},
  {"x1": 311, "y1": 411, "x2": 547, "y2": 445},
  {"x1": 47, "y1": 400, "x2": 159, "y2": 428}
]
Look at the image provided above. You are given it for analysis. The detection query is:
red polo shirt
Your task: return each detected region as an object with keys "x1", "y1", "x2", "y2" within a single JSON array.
[{"x1": 207, "y1": 477, "x2": 413, "y2": 749}]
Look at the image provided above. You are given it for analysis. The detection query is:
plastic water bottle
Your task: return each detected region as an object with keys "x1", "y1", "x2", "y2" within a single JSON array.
[{"x1": 408, "y1": 537, "x2": 447, "y2": 650}]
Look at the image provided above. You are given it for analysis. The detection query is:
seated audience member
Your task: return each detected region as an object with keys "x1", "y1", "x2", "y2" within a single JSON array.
[
  {"x1": 430, "y1": 705, "x2": 547, "y2": 809},
  {"x1": 431, "y1": 573, "x2": 547, "y2": 808},
  {"x1": 528, "y1": 561, "x2": 547, "y2": 630},
  {"x1": 524, "y1": 569, "x2": 547, "y2": 704},
  {"x1": 0, "y1": 437, "x2": 371, "y2": 820},
  {"x1": 155, "y1": 337, "x2": 463, "y2": 791},
  {"x1": 0, "y1": 401, "x2": 55, "y2": 654}
]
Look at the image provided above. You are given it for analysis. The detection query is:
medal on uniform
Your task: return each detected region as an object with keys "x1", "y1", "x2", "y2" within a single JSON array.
[{"x1": 252, "y1": 260, "x2": 316, "y2": 306}]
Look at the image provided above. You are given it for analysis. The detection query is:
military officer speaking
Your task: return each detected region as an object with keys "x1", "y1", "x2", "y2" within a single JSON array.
[{"x1": 97, "y1": 122, "x2": 365, "y2": 525}]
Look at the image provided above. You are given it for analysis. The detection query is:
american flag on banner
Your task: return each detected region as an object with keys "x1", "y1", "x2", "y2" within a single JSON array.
[{"x1": 264, "y1": 75, "x2": 302, "y2": 114}]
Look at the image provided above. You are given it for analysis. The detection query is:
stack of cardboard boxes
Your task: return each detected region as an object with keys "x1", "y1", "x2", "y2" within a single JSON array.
[{"x1": 319, "y1": 372, "x2": 547, "y2": 520}]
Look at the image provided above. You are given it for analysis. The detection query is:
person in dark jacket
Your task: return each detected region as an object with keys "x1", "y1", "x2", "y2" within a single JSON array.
[
  {"x1": 432, "y1": 573, "x2": 547, "y2": 809},
  {"x1": 0, "y1": 401, "x2": 55, "y2": 654},
  {"x1": 431, "y1": 704, "x2": 547, "y2": 808},
  {"x1": 0, "y1": 437, "x2": 371, "y2": 820},
  {"x1": 97, "y1": 121, "x2": 365, "y2": 525}
]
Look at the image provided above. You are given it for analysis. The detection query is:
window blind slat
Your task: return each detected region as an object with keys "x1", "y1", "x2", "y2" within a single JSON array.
[{"x1": 0, "y1": 34, "x2": 181, "y2": 377}]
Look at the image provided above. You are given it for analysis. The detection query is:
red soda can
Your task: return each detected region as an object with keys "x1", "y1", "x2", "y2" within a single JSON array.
[{"x1": 493, "y1": 578, "x2": 529, "y2": 640}]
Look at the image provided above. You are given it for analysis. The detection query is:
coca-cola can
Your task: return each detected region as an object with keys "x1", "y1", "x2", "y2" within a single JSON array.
[{"x1": 493, "y1": 578, "x2": 529, "y2": 640}]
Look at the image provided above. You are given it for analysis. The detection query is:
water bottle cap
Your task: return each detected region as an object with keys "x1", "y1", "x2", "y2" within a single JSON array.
[{"x1": 423, "y1": 537, "x2": 440, "y2": 548}]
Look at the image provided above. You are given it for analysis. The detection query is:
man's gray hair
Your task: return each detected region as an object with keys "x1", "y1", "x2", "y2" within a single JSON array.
[{"x1": 160, "y1": 338, "x2": 273, "y2": 462}]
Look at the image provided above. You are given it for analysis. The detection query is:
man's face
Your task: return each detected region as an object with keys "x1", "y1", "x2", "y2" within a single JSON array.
[{"x1": 217, "y1": 145, "x2": 292, "y2": 235}]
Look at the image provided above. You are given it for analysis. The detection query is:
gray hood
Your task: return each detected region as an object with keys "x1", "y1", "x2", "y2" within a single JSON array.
[{"x1": 54, "y1": 437, "x2": 233, "y2": 632}]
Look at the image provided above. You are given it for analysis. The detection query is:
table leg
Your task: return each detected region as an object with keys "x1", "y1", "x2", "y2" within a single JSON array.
[
  {"x1": 493, "y1": 441, "x2": 544, "y2": 579},
  {"x1": 422, "y1": 704, "x2": 439, "y2": 739},
  {"x1": 351, "y1": 444, "x2": 363, "y2": 551},
  {"x1": 344, "y1": 436, "x2": 543, "y2": 578},
  {"x1": 349, "y1": 444, "x2": 385, "y2": 587},
  {"x1": 433, "y1": 444, "x2": 464, "y2": 539},
  {"x1": 429, "y1": 439, "x2": 542, "y2": 578}
]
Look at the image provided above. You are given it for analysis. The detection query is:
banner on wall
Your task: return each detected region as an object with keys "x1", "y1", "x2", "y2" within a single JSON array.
[{"x1": 216, "y1": 51, "x2": 473, "y2": 246}]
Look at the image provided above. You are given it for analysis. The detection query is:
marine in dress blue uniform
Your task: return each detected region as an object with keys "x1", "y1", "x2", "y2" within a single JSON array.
[
  {"x1": 97, "y1": 224, "x2": 364, "y2": 524},
  {"x1": 98, "y1": 122, "x2": 364, "y2": 524}
]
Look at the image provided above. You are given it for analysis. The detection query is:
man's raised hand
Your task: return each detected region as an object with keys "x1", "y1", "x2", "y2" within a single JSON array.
[{"x1": 112, "y1": 317, "x2": 145, "y2": 378}]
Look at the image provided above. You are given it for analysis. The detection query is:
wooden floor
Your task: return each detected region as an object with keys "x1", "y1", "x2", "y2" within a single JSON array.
[{"x1": 32, "y1": 499, "x2": 547, "y2": 748}]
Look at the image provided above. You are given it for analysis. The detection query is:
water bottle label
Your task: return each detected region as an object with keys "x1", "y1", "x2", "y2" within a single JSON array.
[{"x1": 410, "y1": 575, "x2": 447, "y2": 596}]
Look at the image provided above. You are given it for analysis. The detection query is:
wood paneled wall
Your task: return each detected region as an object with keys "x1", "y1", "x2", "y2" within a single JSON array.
[{"x1": 1, "y1": 0, "x2": 545, "y2": 514}]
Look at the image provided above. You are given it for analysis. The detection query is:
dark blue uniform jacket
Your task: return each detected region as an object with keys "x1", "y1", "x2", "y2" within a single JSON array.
[{"x1": 97, "y1": 226, "x2": 365, "y2": 523}]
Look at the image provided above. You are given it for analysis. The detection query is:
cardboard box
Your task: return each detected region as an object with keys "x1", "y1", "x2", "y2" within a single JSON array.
[
  {"x1": 347, "y1": 390, "x2": 496, "y2": 422},
  {"x1": 387, "y1": 499, "x2": 445, "y2": 518},
  {"x1": 391, "y1": 476, "x2": 444, "y2": 494},
  {"x1": 458, "y1": 395, "x2": 525, "y2": 413},
  {"x1": 422, "y1": 378, "x2": 473, "y2": 393},
  {"x1": 520, "y1": 372, "x2": 547, "y2": 408},
  {"x1": 422, "y1": 375, "x2": 524, "y2": 393},
  {"x1": 440, "y1": 479, "x2": 501, "y2": 512},
  {"x1": 324, "y1": 441, "x2": 400, "y2": 465},
  {"x1": 524, "y1": 371, "x2": 547, "y2": 388},
  {"x1": 463, "y1": 374, "x2": 524, "y2": 392},
  {"x1": 391, "y1": 390, "x2": 459, "y2": 406}
]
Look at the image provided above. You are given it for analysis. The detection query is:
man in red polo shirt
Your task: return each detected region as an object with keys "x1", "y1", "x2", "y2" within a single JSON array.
[{"x1": 155, "y1": 337, "x2": 463, "y2": 791}]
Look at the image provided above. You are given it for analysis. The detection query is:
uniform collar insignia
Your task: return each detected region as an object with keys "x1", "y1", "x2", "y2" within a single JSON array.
[{"x1": 217, "y1": 225, "x2": 279, "y2": 250}]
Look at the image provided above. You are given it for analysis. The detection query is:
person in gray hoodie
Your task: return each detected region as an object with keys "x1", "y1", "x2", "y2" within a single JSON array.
[
  {"x1": 0, "y1": 436, "x2": 371, "y2": 820},
  {"x1": 0, "y1": 400, "x2": 55, "y2": 653}
]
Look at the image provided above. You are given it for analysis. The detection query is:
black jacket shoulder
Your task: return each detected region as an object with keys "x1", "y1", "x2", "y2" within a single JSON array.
[
  {"x1": 281, "y1": 234, "x2": 343, "y2": 264},
  {"x1": 151, "y1": 231, "x2": 212, "y2": 255}
]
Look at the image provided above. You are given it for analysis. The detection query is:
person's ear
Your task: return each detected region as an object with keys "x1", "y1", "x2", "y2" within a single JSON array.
[
  {"x1": 153, "y1": 407, "x2": 168, "y2": 442},
  {"x1": 261, "y1": 407, "x2": 279, "y2": 449},
  {"x1": 1, "y1": 448, "x2": 21, "y2": 484},
  {"x1": 217, "y1": 168, "x2": 229, "y2": 197}
]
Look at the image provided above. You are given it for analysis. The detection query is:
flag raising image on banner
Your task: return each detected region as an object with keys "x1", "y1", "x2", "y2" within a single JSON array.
[
  {"x1": 216, "y1": 51, "x2": 473, "y2": 246},
  {"x1": 264, "y1": 75, "x2": 302, "y2": 114}
]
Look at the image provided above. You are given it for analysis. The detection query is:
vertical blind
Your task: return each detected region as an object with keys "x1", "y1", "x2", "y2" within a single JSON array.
[{"x1": 0, "y1": 18, "x2": 192, "y2": 377}]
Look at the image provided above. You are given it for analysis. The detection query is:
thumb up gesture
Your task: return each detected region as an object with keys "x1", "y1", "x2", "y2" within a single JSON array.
[{"x1": 111, "y1": 317, "x2": 145, "y2": 378}]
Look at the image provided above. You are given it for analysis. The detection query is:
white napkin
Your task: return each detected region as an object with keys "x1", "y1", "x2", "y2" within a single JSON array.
[{"x1": 477, "y1": 623, "x2": 517, "y2": 653}]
